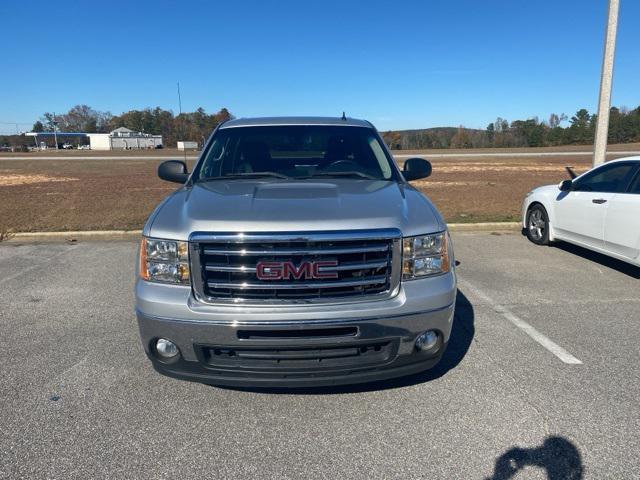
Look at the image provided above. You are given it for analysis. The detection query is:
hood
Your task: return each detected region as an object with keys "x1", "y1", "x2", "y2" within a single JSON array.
[
  {"x1": 529, "y1": 183, "x2": 562, "y2": 198},
  {"x1": 145, "y1": 179, "x2": 445, "y2": 240},
  {"x1": 535, "y1": 184, "x2": 562, "y2": 194}
]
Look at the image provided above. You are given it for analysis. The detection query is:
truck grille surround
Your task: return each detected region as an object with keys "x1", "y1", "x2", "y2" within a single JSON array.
[{"x1": 189, "y1": 229, "x2": 402, "y2": 304}]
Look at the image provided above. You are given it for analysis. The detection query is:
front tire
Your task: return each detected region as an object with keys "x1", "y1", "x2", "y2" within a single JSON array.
[{"x1": 526, "y1": 204, "x2": 550, "y2": 245}]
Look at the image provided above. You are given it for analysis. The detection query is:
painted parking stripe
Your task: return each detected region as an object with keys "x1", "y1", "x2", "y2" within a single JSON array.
[{"x1": 459, "y1": 279, "x2": 583, "y2": 365}]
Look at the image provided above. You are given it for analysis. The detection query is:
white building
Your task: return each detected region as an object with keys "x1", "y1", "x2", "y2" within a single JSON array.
[
  {"x1": 177, "y1": 141, "x2": 198, "y2": 150},
  {"x1": 88, "y1": 127, "x2": 163, "y2": 150}
]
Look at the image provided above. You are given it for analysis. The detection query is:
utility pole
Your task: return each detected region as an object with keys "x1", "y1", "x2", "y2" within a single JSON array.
[
  {"x1": 177, "y1": 81, "x2": 187, "y2": 162},
  {"x1": 593, "y1": 0, "x2": 620, "y2": 166},
  {"x1": 53, "y1": 112, "x2": 59, "y2": 150}
]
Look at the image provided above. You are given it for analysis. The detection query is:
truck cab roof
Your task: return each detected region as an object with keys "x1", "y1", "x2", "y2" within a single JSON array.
[{"x1": 219, "y1": 116, "x2": 373, "y2": 129}]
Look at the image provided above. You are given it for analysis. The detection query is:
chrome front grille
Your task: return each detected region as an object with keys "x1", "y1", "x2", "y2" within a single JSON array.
[{"x1": 189, "y1": 230, "x2": 402, "y2": 304}]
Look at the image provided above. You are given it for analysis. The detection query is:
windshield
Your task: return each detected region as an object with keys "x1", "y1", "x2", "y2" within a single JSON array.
[{"x1": 195, "y1": 125, "x2": 395, "y2": 181}]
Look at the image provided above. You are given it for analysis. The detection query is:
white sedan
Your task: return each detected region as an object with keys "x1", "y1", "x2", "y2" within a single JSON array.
[{"x1": 522, "y1": 156, "x2": 640, "y2": 267}]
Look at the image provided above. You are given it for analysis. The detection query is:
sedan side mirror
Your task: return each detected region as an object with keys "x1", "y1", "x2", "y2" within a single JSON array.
[
  {"x1": 403, "y1": 158, "x2": 432, "y2": 181},
  {"x1": 559, "y1": 179, "x2": 573, "y2": 192},
  {"x1": 158, "y1": 160, "x2": 189, "y2": 184}
]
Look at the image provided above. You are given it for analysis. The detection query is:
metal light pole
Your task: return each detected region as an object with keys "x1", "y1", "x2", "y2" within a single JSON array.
[
  {"x1": 53, "y1": 112, "x2": 59, "y2": 150},
  {"x1": 177, "y1": 81, "x2": 187, "y2": 162},
  {"x1": 593, "y1": 0, "x2": 620, "y2": 166}
]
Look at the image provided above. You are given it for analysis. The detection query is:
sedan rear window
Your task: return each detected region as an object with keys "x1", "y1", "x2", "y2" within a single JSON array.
[{"x1": 628, "y1": 171, "x2": 640, "y2": 194}]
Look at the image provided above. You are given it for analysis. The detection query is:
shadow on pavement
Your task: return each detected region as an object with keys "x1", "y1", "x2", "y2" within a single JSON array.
[
  {"x1": 224, "y1": 289, "x2": 475, "y2": 395},
  {"x1": 554, "y1": 241, "x2": 640, "y2": 279},
  {"x1": 486, "y1": 436, "x2": 583, "y2": 480}
]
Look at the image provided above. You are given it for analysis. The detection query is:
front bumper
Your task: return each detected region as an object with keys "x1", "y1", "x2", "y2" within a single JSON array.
[{"x1": 136, "y1": 271, "x2": 456, "y2": 387}]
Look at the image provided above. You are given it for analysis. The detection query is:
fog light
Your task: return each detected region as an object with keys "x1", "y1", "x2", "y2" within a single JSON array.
[
  {"x1": 415, "y1": 330, "x2": 439, "y2": 353},
  {"x1": 156, "y1": 338, "x2": 179, "y2": 358}
]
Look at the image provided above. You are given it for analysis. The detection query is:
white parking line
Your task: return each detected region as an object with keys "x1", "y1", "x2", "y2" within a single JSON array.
[{"x1": 459, "y1": 279, "x2": 583, "y2": 365}]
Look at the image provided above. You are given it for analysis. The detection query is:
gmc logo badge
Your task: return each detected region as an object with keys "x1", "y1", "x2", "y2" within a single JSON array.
[{"x1": 256, "y1": 260, "x2": 339, "y2": 281}]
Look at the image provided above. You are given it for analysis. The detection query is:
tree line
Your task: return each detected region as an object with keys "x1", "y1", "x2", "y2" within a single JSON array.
[
  {"x1": 2, "y1": 104, "x2": 640, "y2": 150},
  {"x1": 29, "y1": 104, "x2": 233, "y2": 147},
  {"x1": 380, "y1": 106, "x2": 640, "y2": 150}
]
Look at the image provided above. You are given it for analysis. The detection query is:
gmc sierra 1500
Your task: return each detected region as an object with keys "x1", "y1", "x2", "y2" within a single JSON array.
[{"x1": 136, "y1": 116, "x2": 457, "y2": 387}]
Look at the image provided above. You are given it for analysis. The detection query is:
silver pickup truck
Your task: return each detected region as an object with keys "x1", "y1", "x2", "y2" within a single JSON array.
[{"x1": 136, "y1": 116, "x2": 457, "y2": 387}]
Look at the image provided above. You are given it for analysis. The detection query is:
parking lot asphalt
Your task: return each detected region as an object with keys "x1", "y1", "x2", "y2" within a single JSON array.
[{"x1": 1, "y1": 232, "x2": 638, "y2": 479}]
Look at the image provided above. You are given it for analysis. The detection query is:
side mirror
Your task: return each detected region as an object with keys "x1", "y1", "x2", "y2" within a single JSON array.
[
  {"x1": 402, "y1": 157, "x2": 432, "y2": 181},
  {"x1": 158, "y1": 160, "x2": 189, "y2": 184},
  {"x1": 559, "y1": 179, "x2": 573, "y2": 192}
]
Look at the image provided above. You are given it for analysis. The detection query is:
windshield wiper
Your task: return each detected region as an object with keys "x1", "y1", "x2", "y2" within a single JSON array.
[
  {"x1": 198, "y1": 171, "x2": 293, "y2": 181},
  {"x1": 303, "y1": 171, "x2": 377, "y2": 180}
]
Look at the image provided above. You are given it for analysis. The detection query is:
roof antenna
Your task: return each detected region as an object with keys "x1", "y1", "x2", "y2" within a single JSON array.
[{"x1": 341, "y1": 111, "x2": 347, "y2": 121}]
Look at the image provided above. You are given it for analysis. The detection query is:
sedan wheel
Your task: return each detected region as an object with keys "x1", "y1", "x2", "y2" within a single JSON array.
[{"x1": 526, "y1": 205, "x2": 550, "y2": 245}]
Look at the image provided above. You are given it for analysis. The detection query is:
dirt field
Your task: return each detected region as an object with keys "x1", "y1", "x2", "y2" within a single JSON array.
[
  {"x1": 2, "y1": 142, "x2": 637, "y2": 158},
  {"x1": 1, "y1": 145, "x2": 638, "y2": 232},
  {"x1": 412, "y1": 157, "x2": 592, "y2": 223}
]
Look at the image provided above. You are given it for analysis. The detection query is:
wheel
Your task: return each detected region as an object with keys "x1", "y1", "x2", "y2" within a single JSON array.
[{"x1": 526, "y1": 204, "x2": 550, "y2": 245}]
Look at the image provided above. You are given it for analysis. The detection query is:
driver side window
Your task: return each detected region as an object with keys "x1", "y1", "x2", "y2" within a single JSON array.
[
  {"x1": 629, "y1": 171, "x2": 640, "y2": 194},
  {"x1": 573, "y1": 163, "x2": 635, "y2": 193}
]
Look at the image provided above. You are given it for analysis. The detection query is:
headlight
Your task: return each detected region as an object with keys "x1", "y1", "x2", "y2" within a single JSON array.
[
  {"x1": 403, "y1": 232, "x2": 451, "y2": 279},
  {"x1": 139, "y1": 237, "x2": 190, "y2": 284}
]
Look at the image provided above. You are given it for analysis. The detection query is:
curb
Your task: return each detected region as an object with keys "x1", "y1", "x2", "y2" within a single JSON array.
[
  {"x1": 5, "y1": 223, "x2": 522, "y2": 242},
  {"x1": 10, "y1": 230, "x2": 143, "y2": 242},
  {"x1": 448, "y1": 222, "x2": 521, "y2": 232}
]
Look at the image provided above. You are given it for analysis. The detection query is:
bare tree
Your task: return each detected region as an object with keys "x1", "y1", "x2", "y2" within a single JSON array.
[{"x1": 548, "y1": 113, "x2": 567, "y2": 129}]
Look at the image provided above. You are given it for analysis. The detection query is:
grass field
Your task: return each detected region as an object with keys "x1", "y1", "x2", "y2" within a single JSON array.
[{"x1": 1, "y1": 144, "x2": 638, "y2": 232}]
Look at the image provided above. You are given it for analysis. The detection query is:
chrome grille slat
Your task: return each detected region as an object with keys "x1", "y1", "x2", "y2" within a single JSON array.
[
  {"x1": 205, "y1": 260, "x2": 389, "y2": 273},
  {"x1": 203, "y1": 245, "x2": 389, "y2": 256},
  {"x1": 206, "y1": 265, "x2": 256, "y2": 273},
  {"x1": 189, "y1": 229, "x2": 402, "y2": 305},
  {"x1": 207, "y1": 275, "x2": 388, "y2": 290}
]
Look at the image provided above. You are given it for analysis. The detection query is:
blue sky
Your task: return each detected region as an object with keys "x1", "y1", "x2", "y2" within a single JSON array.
[{"x1": 1, "y1": 0, "x2": 638, "y2": 133}]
